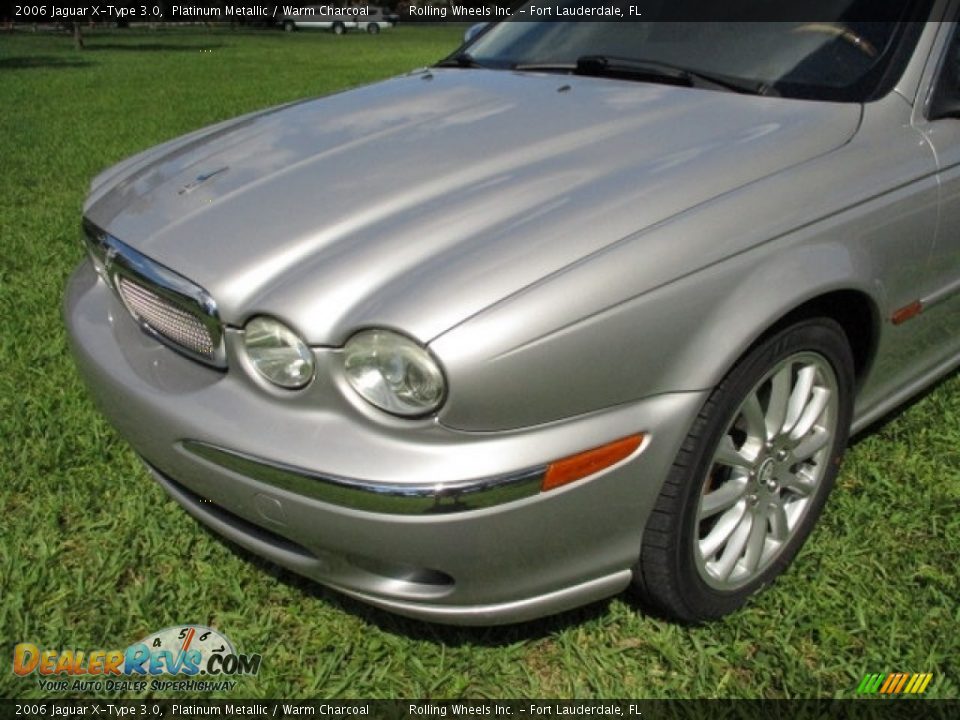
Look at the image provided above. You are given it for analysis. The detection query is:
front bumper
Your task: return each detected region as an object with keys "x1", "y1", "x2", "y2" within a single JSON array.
[{"x1": 65, "y1": 261, "x2": 707, "y2": 624}]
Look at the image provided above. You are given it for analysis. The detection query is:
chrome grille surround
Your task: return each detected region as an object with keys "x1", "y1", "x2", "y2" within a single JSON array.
[{"x1": 82, "y1": 220, "x2": 226, "y2": 368}]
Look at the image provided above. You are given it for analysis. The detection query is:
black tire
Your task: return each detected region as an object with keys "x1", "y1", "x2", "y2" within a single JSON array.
[
  {"x1": 633, "y1": 318, "x2": 855, "y2": 622},
  {"x1": 366, "y1": 23, "x2": 380, "y2": 35},
  {"x1": 331, "y1": 22, "x2": 346, "y2": 35},
  {"x1": 283, "y1": 20, "x2": 295, "y2": 32}
]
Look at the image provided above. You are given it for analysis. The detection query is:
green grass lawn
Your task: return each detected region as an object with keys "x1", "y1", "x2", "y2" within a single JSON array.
[{"x1": 1, "y1": 26, "x2": 958, "y2": 701}]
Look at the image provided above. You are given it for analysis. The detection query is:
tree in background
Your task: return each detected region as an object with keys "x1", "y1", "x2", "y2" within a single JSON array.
[{"x1": 71, "y1": 21, "x2": 83, "y2": 50}]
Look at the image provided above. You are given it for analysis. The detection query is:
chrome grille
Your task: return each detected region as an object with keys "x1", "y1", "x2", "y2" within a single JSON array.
[
  {"x1": 82, "y1": 220, "x2": 226, "y2": 368},
  {"x1": 117, "y1": 277, "x2": 216, "y2": 358}
]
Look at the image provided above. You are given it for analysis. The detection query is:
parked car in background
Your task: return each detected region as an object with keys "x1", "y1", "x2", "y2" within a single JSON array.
[
  {"x1": 279, "y1": 6, "x2": 396, "y2": 34},
  {"x1": 67, "y1": 1, "x2": 960, "y2": 625},
  {"x1": 355, "y1": 7, "x2": 398, "y2": 34},
  {"x1": 279, "y1": 7, "x2": 352, "y2": 34}
]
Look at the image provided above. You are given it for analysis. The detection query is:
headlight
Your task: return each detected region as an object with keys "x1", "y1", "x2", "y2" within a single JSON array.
[
  {"x1": 343, "y1": 330, "x2": 446, "y2": 416},
  {"x1": 243, "y1": 316, "x2": 315, "y2": 389}
]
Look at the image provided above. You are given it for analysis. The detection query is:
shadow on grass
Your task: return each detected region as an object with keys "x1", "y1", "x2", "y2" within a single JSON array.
[
  {"x1": 0, "y1": 56, "x2": 93, "y2": 70},
  {"x1": 850, "y1": 365, "x2": 960, "y2": 444},
  {"x1": 85, "y1": 42, "x2": 224, "y2": 52}
]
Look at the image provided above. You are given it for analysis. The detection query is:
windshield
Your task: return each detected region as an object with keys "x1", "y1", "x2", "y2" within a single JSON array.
[{"x1": 460, "y1": 1, "x2": 933, "y2": 102}]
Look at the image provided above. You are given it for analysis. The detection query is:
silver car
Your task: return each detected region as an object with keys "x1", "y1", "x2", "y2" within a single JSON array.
[
  {"x1": 66, "y1": 5, "x2": 960, "y2": 625},
  {"x1": 279, "y1": 7, "x2": 359, "y2": 35}
]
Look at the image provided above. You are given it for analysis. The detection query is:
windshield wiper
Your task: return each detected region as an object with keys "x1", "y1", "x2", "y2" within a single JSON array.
[
  {"x1": 516, "y1": 55, "x2": 774, "y2": 96},
  {"x1": 512, "y1": 62, "x2": 577, "y2": 73},
  {"x1": 577, "y1": 55, "x2": 776, "y2": 95},
  {"x1": 434, "y1": 51, "x2": 490, "y2": 69}
]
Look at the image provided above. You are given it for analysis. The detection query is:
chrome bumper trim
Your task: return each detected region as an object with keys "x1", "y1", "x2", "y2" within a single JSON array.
[{"x1": 181, "y1": 440, "x2": 546, "y2": 515}]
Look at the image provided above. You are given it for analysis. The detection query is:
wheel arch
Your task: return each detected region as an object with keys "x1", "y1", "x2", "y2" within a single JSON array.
[
  {"x1": 745, "y1": 289, "x2": 880, "y2": 392},
  {"x1": 660, "y1": 234, "x2": 886, "y2": 404}
]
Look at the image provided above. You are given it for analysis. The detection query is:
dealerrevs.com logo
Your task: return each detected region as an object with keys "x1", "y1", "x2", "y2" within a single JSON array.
[{"x1": 13, "y1": 625, "x2": 261, "y2": 693}]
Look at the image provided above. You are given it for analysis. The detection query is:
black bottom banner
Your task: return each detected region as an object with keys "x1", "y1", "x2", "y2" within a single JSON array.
[{"x1": 2, "y1": 700, "x2": 960, "y2": 720}]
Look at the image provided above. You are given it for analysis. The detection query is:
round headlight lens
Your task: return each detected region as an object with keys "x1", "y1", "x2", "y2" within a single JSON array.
[
  {"x1": 243, "y1": 316, "x2": 315, "y2": 389},
  {"x1": 343, "y1": 330, "x2": 445, "y2": 416}
]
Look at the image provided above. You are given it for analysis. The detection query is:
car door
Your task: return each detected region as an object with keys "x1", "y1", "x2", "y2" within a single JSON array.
[{"x1": 914, "y1": 19, "x2": 960, "y2": 366}]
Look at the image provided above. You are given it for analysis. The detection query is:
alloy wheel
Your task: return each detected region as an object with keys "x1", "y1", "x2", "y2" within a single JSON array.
[{"x1": 694, "y1": 352, "x2": 840, "y2": 590}]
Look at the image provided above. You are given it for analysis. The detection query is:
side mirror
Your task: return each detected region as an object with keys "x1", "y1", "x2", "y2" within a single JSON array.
[
  {"x1": 464, "y1": 22, "x2": 488, "y2": 44},
  {"x1": 929, "y1": 55, "x2": 960, "y2": 121},
  {"x1": 929, "y1": 96, "x2": 960, "y2": 121}
]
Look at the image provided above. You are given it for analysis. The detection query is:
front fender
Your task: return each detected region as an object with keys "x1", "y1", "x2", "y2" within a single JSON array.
[
  {"x1": 431, "y1": 231, "x2": 882, "y2": 432},
  {"x1": 430, "y1": 156, "x2": 947, "y2": 433}
]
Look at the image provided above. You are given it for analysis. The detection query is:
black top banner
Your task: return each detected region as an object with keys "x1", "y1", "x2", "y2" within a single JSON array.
[{"x1": 0, "y1": 1, "x2": 944, "y2": 24}]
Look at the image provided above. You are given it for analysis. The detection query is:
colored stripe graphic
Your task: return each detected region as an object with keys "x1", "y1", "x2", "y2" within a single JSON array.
[
  {"x1": 879, "y1": 674, "x2": 897, "y2": 694},
  {"x1": 892, "y1": 673, "x2": 909, "y2": 694},
  {"x1": 857, "y1": 673, "x2": 885, "y2": 694},
  {"x1": 858, "y1": 672, "x2": 933, "y2": 695}
]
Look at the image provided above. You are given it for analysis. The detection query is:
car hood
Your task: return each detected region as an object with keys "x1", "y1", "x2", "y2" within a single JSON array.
[{"x1": 84, "y1": 69, "x2": 861, "y2": 345}]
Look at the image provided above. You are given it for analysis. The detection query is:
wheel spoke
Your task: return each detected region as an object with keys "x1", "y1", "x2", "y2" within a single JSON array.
[
  {"x1": 780, "y1": 469, "x2": 816, "y2": 497},
  {"x1": 790, "y1": 386, "x2": 829, "y2": 441},
  {"x1": 741, "y1": 509, "x2": 768, "y2": 572},
  {"x1": 700, "y1": 477, "x2": 748, "y2": 519},
  {"x1": 741, "y1": 392, "x2": 767, "y2": 443},
  {"x1": 768, "y1": 500, "x2": 789, "y2": 541},
  {"x1": 765, "y1": 363, "x2": 792, "y2": 439},
  {"x1": 782, "y1": 365, "x2": 815, "y2": 435},
  {"x1": 792, "y1": 426, "x2": 829, "y2": 462},
  {"x1": 713, "y1": 513, "x2": 753, "y2": 581},
  {"x1": 700, "y1": 503, "x2": 746, "y2": 559},
  {"x1": 714, "y1": 436, "x2": 754, "y2": 470}
]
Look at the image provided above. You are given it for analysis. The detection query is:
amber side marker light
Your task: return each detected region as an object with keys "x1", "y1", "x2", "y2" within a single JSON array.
[
  {"x1": 542, "y1": 434, "x2": 644, "y2": 492},
  {"x1": 891, "y1": 300, "x2": 923, "y2": 326}
]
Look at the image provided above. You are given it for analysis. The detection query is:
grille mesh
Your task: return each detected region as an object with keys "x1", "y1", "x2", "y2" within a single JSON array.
[{"x1": 117, "y1": 276, "x2": 215, "y2": 358}]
